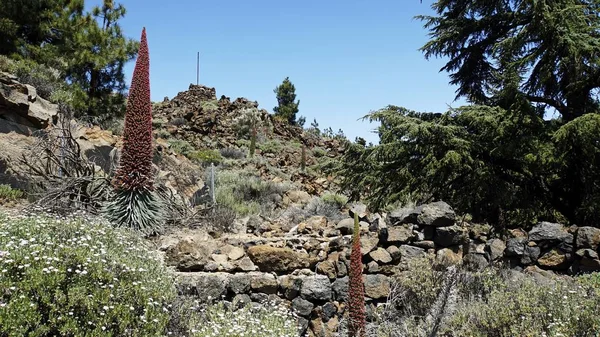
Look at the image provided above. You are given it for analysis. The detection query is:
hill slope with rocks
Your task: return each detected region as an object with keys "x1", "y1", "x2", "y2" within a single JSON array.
[{"x1": 2, "y1": 74, "x2": 600, "y2": 337}]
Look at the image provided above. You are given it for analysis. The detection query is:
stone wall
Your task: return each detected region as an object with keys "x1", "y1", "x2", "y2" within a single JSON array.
[{"x1": 160, "y1": 201, "x2": 600, "y2": 337}]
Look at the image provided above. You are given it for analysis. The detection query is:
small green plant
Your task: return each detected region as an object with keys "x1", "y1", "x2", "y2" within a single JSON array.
[
  {"x1": 215, "y1": 170, "x2": 289, "y2": 217},
  {"x1": 0, "y1": 211, "x2": 176, "y2": 336},
  {"x1": 321, "y1": 192, "x2": 348, "y2": 208},
  {"x1": 188, "y1": 149, "x2": 223, "y2": 166},
  {"x1": 233, "y1": 107, "x2": 272, "y2": 158},
  {"x1": 258, "y1": 139, "x2": 283, "y2": 154},
  {"x1": 168, "y1": 139, "x2": 195, "y2": 156},
  {"x1": 200, "y1": 100, "x2": 219, "y2": 112},
  {"x1": 0, "y1": 184, "x2": 24, "y2": 203},
  {"x1": 312, "y1": 147, "x2": 327, "y2": 158}
]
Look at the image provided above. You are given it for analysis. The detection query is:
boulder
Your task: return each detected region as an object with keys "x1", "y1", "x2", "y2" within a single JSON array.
[
  {"x1": 292, "y1": 297, "x2": 314, "y2": 317},
  {"x1": 505, "y1": 237, "x2": 526, "y2": 256},
  {"x1": 301, "y1": 275, "x2": 332, "y2": 301},
  {"x1": 360, "y1": 233, "x2": 379, "y2": 256},
  {"x1": 247, "y1": 245, "x2": 309, "y2": 273},
  {"x1": 383, "y1": 224, "x2": 415, "y2": 243},
  {"x1": 175, "y1": 272, "x2": 229, "y2": 301},
  {"x1": 363, "y1": 274, "x2": 391, "y2": 299},
  {"x1": 418, "y1": 201, "x2": 456, "y2": 227},
  {"x1": 369, "y1": 247, "x2": 392, "y2": 264},
  {"x1": 538, "y1": 248, "x2": 570, "y2": 270},
  {"x1": 331, "y1": 277, "x2": 348, "y2": 302},
  {"x1": 165, "y1": 238, "x2": 214, "y2": 271},
  {"x1": 486, "y1": 239, "x2": 506, "y2": 261},
  {"x1": 576, "y1": 227, "x2": 600, "y2": 250},
  {"x1": 528, "y1": 222, "x2": 573, "y2": 244},
  {"x1": 521, "y1": 245, "x2": 541, "y2": 266},
  {"x1": 434, "y1": 225, "x2": 468, "y2": 247},
  {"x1": 228, "y1": 273, "x2": 251, "y2": 294},
  {"x1": 250, "y1": 273, "x2": 279, "y2": 294}
]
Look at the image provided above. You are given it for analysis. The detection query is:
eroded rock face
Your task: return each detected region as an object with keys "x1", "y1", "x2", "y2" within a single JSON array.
[{"x1": 0, "y1": 72, "x2": 58, "y2": 134}]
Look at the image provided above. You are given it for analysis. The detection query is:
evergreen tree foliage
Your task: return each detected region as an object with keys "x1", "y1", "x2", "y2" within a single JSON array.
[
  {"x1": 104, "y1": 28, "x2": 163, "y2": 236},
  {"x1": 348, "y1": 212, "x2": 366, "y2": 337},
  {"x1": 0, "y1": 0, "x2": 138, "y2": 121},
  {"x1": 417, "y1": 0, "x2": 600, "y2": 121},
  {"x1": 336, "y1": 1, "x2": 600, "y2": 229},
  {"x1": 273, "y1": 77, "x2": 300, "y2": 125},
  {"x1": 336, "y1": 103, "x2": 600, "y2": 228}
]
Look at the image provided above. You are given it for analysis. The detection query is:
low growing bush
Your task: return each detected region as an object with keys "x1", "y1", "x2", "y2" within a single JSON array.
[
  {"x1": 371, "y1": 257, "x2": 600, "y2": 337},
  {"x1": 0, "y1": 211, "x2": 177, "y2": 336},
  {"x1": 188, "y1": 149, "x2": 223, "y2": 166},
  {"x1": 0, "y1": 184, "x2": 24, "y2": 203},
  {"x1": 189, "y1": 301, "x2": 298, "y2": 337}
]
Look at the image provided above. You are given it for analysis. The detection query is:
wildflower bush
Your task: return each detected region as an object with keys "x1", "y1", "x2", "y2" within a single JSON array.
[
  {"x1": 0, "y1": 211, "x2": 177, "y2": 336},
  {"x1": 372, "y1": 257, "x2": 600, "y2": 337},
  {"x1": 189, "y1": 301, "x2": 298, "y2": 337}
]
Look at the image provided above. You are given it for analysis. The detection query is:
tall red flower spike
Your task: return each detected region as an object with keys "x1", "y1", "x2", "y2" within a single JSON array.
[
  {"x1": 348, "y1": 212, "x2": 366, "y2": 337},
  {"x1": 112, "y1": 27, "x2": 154, "y2": 191}
]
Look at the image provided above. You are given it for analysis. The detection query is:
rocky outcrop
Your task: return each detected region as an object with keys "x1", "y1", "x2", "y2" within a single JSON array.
[{"x1": 0, "y1": 72, "x2": 58, "y2": 135}]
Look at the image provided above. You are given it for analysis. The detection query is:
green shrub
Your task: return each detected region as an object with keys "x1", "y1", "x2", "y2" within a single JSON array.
[
  {"x1": 312, "y1": 147, "x2": 327, "y2": 158},
  {"x1": 444, "y1": 272, "x2": 600, "y2": 337},
  {"x1": 374, "y1": 257, "x2": 600, "y2": 337},
  {"x1": 168, "y1": 139, "x2": 195, "y2": 156},
  {"x1": 10, "y1": 58, "x2": 63, "y2": 101},
  {"x1": 189, "y1": 301, "x2": 298, "y2": 337},
  {"x1": 188, "y1": 149, "x2": 223, "y2": 166},
  {"x1": 321, "y1": 192, "x2": 348, "y2": 208},
  {"x1": 215, "y1": 170, "x2": 289, "y2": 217},
  {"x1": 258, "y1": 140, "x2": 283, "y2": 154},
  {"x1": 0, "y1": 184, "x2": 24, "y2": 203},
  {"x1": 200, "y1": 100, "x2": 219, "y2": 112},
  {"x1": 155, "y1": 129, "x2": 171, "y2": 139},
  {"x1": 0, "y1": 55, "x2": 16, "y2": 73},
  {"x1": 0, "y1": 211, "x2": 177, "y2": 336}
]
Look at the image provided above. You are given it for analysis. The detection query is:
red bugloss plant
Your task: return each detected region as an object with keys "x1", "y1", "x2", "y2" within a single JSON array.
[
  {"x1": 348, "y1": 212, "x2": 366, "y2": 337},
  {"x1": 112, "y1": 27, "x2": 154, "y2": 191},
  {"x1": 105, "y1": 27, "x2": 163, "y2": 236}
]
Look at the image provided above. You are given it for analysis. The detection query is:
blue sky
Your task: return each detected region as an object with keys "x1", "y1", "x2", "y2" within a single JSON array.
[{"x1": 90, "y1": 0, "x2": 468, "y2": 144}]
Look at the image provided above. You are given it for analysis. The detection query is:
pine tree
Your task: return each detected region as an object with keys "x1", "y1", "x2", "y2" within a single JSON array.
[
  {"x1": 348, "y1": 212, "x2": 366, "y2": 337},
  {"x1": 0, "y1": 0, "x2": 138, "y2": 120},
  {"x1": 273, "y1": 76, "x2": 300, "y2": 125},
  {"x1": 104, "y1": 27, "x2": 163, "y2": 236}
]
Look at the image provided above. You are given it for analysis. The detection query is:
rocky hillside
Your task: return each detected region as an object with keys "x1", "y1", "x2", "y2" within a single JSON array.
[{"x1": 3, "y1": 72, "x2": 600, "y2": 337}]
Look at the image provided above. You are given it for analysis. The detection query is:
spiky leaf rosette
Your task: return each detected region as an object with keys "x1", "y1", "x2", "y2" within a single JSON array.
[
  {"x1": 348, "y1": 212, "x2": 366, "y2": 337},
  {"x1": 112, "y1": 27, "x2": 154, "y2": 192},
  {"x1": 103, "y1": 189, "x2": 164, "y2": 236}
]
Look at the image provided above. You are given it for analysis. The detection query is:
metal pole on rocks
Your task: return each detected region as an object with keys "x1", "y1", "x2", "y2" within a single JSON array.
[
  {"x1": 210, "y1": 162, "x2": 216, "y2": 206},
  {"x1": 196, "y1": 52, "x2": 199, "y2": 85}
]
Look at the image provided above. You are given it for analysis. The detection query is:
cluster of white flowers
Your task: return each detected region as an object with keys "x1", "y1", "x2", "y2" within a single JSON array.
[
  {"x1": 0, "y1": 209, "x2": 175, "y2": 336},
  {"x1": 189, "y1": 300, "x2": 299, "y2": 337}
]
